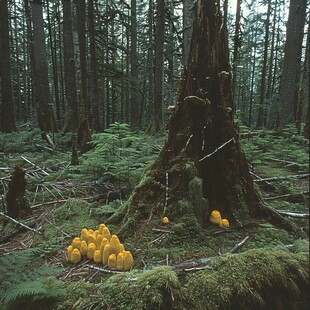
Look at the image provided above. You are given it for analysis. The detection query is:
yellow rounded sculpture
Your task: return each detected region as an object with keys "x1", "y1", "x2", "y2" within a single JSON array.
[
  {"x1": 116, "y1": 252, "x2": 125, "y2": 271},
  {"x1": 123, "y1": 251, "x2": 134, "y2": 271},
  {"x1": 102, "y1": 227, "x2": 111, "y2": 240},
  {"x1": 70, "y1": 248, "x2": 81, "y2": 264},
  {"x1": 94, "y1": 250, "x2": 102, "y2": 263},
  {"x1": 80, "y1": 240, "x2": 88, "y2": 256},
  {"x1": 219, "y1": 219, "x2": 230, "y2": 229},
  {"x1": 72, "y1": 237, "x2": 81, "y2": 249},
  {"x1": 110, "y1": 235, "x2": 121, "y2": 256},
  {"x1": 102, "y1": 244, "x2": 111, "y2": 265},
  {"x1": 67, "y1": 245, "x2": 73, "y2": 261},
  {"x1": 108, "y1": 254, "x2": 117, "y2": 269},
  {"x1": 209, "y1": 210, "x2": 222, "y2": 225},
  {"x1": 162, "y1": 217, "x2": 169, "y2": 224},
  {"x1": 87, "y1": 243, "x2": 96, "y2": 260},
  {"x1": 80, "y1": 228, "x2": 88, "y2": 242}
]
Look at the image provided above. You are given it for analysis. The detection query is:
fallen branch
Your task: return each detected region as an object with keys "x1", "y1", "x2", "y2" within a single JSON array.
[
  {"x1": 275, "y1": 210, "x2": 309, "y2": 218},
  {"x1": 172, "y1": 236, "x2": 250, "y2": 273},
  {"x1": 21, "y1": 156, "x2": 50, "y2": 176},
  {"x1": 199, "y1": 137, "x2": 235, "y2": 162},
  {"x1": 268, "y1": 158, "x2": 300, "y2": 165},
  {"x1": 254, "y1": 173, "x2": 309, "y2": 183},
  {"x1": 0, "y1": 211, "x2": 41, "y2": 234},
  {"x1": 264, "y1": 191, "x2": 309, "y2": 201}
]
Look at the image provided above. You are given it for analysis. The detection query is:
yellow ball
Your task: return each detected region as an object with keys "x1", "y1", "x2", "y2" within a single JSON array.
[
  {"x1": 162, "y1": 217, "x2": 169, "y2": 224},
  {"x1": 70, "y1": 248, "x2": 81, "y2": 264},
  {"x1": 108, "y1": 254, "x2": 117, "y2": 269},
  {"x1": 219, "y1": 219, "x2": 229, "y2": 229},
  {"x1": 210, "y1": 210, "x2": 222, "y2": 225}
]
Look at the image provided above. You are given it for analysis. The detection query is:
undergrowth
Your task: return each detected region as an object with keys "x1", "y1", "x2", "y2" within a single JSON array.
[{"x1": 0, "y1": 248, "x2": 65, "y2": 309}]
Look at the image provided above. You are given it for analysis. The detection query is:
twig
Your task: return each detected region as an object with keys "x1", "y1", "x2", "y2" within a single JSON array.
[
  {"x1": 152, "y1": 228, "x2": 171, "y2": 233},
  {"x1": 30, "y1": 199, "x2": 68, "y2": 209},
  {"x1": 184, "y1": 265, "x2": 212, "y2": 272},
  {"x1": 228, "y1": 236, "x2": 250, "y2": 253},
  {"x1": 185, "y1": 134, "x2": 193, "y2": 148},
  {"x1": 0, "y1": 211, "x2": 41, "y2": 234},
  {"x1": 86, "y1": 264, "x2": 123, "y2": 274},
  {"x1": 199, "y1": 137, "x2": 235, "y2": 162},
  {"x1": 264, "y1": 191, "x2": 309, "y2": 201},
  {"x1": 268, "y1": 158, "x2": 300, "y2": 165},
  {"x1": 254, "y1": 173, "x2": 309, "y2": 183},
  {"x1": 21, "y1": 156, "x2": 50, "y2": 176}
]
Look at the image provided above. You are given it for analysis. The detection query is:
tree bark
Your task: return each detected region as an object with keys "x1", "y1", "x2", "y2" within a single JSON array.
[
  {"x1": 277, "y1": 0, "x2": 307, "y2": 131},
  {"x1": 62, "y1": 0, "x2": 79, "y2": 132},
  {"x1": 31, "y1": 0, "x2": 55, "y2": 132},
  {"x1": 0, "y1": 0, "x2": 17, "y2": 133}
]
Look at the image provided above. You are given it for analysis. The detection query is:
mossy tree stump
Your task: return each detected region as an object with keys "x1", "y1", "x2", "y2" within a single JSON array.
[{"x1": 111, "y1": 0, "x2": 306, "y2": 238}]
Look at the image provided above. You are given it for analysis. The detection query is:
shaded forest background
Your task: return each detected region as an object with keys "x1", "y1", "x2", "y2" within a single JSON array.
[{"x1": 0, "y1": 0, "x2": 309, "y2": 135}]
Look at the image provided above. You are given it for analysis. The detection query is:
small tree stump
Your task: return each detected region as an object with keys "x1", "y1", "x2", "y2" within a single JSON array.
[{"x1": 6, "y1": 167, "x2": 31, "y2": 219}]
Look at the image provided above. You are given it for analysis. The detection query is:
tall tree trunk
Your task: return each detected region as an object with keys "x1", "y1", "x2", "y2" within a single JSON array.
[
  {"x1": 0, "y1": 0, "x2": 17, "y2": 132},
  {"x1": 74, "y1": 0, "x2": 88, "y2": 119},
  {"x1": 62, "y1": 0, "x2": 79, "y2": 132},
  {"x1": 31, "y1": 0, "x2": 55, "y2": 132},
  {"x1": 47, "y1": 1, "x2": 61, "y2": 128},
  {"x1": 151, "y1": 0, "x2": 165, "y2": 133},
  {"x1": 256, "y1": 0, "x2": 271, "y2": 128},
  {"x1": 130, "y1": 0, "x2": 140, "y2": 129},
  {"x1": 182, "y1": 0, "x2": 195, "y2": 67},
  {"x1": 231, "y1": 0, "x2": 241, "y2": 101},
  {"x1": 88, "y1": 0, "x2": 101, "y2": 131},
  {"x1": 277, "y1": 0, "x2": 307, "y2": 131}
]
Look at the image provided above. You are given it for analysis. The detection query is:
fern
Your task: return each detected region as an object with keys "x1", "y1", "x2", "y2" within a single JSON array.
[{"x1": 0, "y1": 248, "x2": 64, "y2": 308}]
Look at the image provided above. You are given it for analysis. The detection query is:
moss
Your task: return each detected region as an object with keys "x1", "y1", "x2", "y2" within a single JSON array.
[{"x1": 184, "y1": 249, "x2": 309, "y2": 310}]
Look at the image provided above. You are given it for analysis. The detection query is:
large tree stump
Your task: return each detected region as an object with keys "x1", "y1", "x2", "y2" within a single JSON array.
[
  {"x1": 109, "y1": 0, "x2": 306, "y2": 238},
  {"x1": 6, "y1": 167, "x2": 30, "y2": 219}
]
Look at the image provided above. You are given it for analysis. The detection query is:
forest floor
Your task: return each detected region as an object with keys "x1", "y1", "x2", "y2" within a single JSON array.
[{"x1": 0, "y1": 123, "x2": 309, "y2": 309}]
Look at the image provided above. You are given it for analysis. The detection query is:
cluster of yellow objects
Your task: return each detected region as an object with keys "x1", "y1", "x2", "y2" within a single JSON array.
[
  {"x1": 209, "y1": 210, "x2": 229, "y2": 229},
  {"x1": 67, "y1": 223, "x2": 134, "y2": 271}
]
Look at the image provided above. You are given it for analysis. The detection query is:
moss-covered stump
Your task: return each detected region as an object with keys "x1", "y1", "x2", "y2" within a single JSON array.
[{"x1": 184, "y1": 249, "x2": 309, "y2": 310}]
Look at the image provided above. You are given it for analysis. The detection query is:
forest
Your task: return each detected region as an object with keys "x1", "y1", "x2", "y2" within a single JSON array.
[{"x1": 0, "y1": 0, "x2": 309, "y2": 309}]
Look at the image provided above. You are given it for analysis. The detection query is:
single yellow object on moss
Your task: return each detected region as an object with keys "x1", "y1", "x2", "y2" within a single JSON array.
[
  {"x1": 70, "y1": 249, "x2": 81, "y2": 264},
  {"x1": 210, "y1": 210, "x2": 222, "y2": 225},
  {"x1": 94, "y1": 250, "x2": 102, "y2": 263},
  {"x1": 123, "y1": 251, "x2": 134, "y2": 271},
  {"x1": 87, "y1": 233, "x2": 96, "y2": 245},
  {"x1": 80, "y1": 228, "x2": 88, "y2": 242},
  {"x1": 162, "y1": 217, "x2": 169, "y2": 224},
  {"x1": 80, "y1": 240, "x2": 88, "y2": 256},
  {"x1": 96, "y1": 234, "x2": 103, "y2": 249},
  {"x1": 100, "y1": 238, "x2": 109, "y2": 253},
  {"x1": 67, "y1": 245, "x2": 73, "y2": 261},
  {"x1": 116, "y1": 252, "x2": 125, "y2": 271},
  {"x1": 99, "y1": 223, "x2": 106, "y2": 235},
  {"x1": 72, "y1": 237, "x2": 81, "y2": 249},
  {"x1": 87, "y1": 243, "x2": 96, "y2": 260},
  {"x1": 110, "y1": 235, "x2": 121, "y2": 256},
  {"x1": 102, "y1": 244, "x2": 110, "y2": 265},
  {"x1": 102, "y1": 227, "x2": 111, "y2": 240},
  {"x1": 108, "y1": 254, "x2": 117, "y2": 269},
  {"x1": 219, "y1": 219, "x2": 229, "y2": 229}
]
